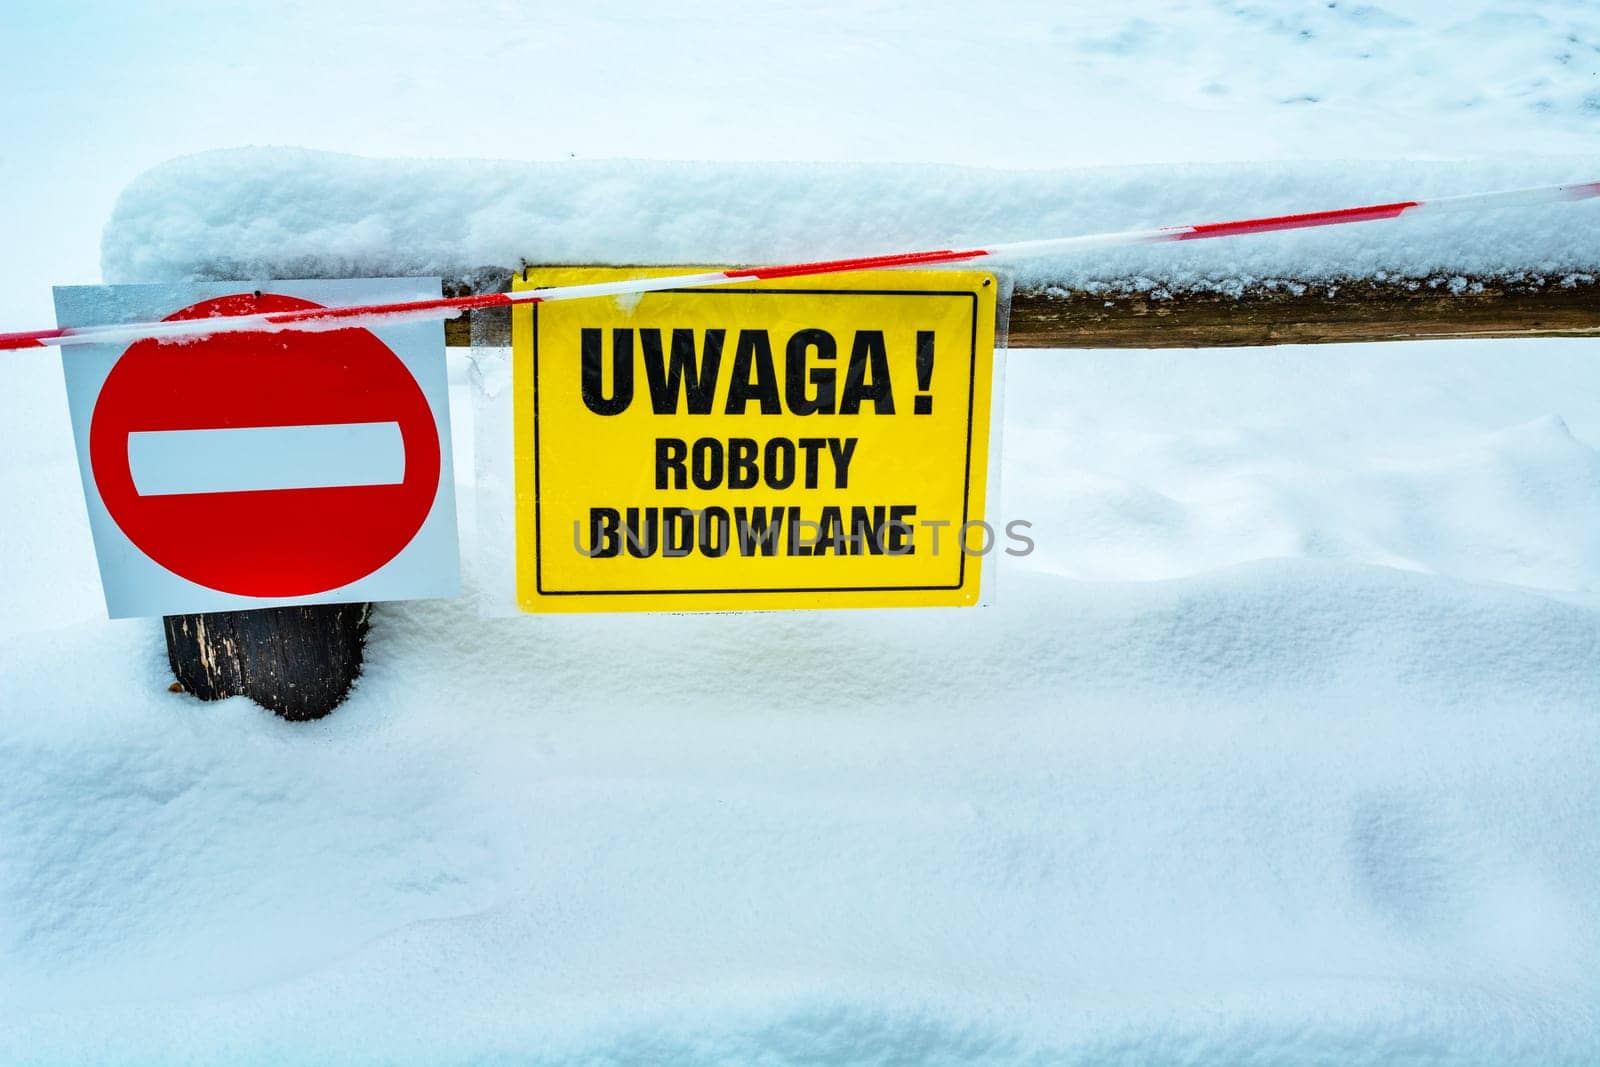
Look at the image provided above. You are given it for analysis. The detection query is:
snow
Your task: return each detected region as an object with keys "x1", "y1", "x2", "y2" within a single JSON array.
[
  {"x1": 103, "y1": 151, "x2": 1600, "y2": 294},
  {"x1": 6, "y1": 337, "x2": 1600, "y2": 1062},
  {"x1": 5, "y1": 0, "x2": 1600, "y2": 1063}
]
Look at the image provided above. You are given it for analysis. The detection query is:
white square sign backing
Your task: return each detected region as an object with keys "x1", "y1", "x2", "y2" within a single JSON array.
[{"x1": 54, "y1": 279, "x2": 460, "y2": 618}]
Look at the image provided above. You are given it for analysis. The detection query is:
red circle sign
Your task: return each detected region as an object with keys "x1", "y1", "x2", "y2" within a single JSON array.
[{"x1": 89, "y1": 293, "x2": 441, "y2": 598}]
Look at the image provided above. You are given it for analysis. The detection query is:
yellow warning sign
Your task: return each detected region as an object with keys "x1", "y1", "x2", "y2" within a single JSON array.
[{"x1": 512, "y1": 268, "x2": 999, "y2": 613}]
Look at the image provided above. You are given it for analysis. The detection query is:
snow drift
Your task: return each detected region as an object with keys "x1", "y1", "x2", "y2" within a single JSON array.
[{"x1": 6, "y1": 331, "x2": 1600, "y2": 1062}]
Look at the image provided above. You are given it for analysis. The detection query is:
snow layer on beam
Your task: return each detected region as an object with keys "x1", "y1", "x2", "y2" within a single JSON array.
[{"x1": 103, "y1": 149, "x2": 1600, "y2": 293}]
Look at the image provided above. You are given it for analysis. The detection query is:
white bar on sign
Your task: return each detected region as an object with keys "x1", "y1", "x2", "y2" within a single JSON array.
[{"x1": 127, "y1": 422, "x2": 406, "y2": 496}]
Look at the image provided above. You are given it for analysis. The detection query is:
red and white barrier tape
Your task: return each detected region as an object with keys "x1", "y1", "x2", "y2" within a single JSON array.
[{"x1": 5, "y1": 179, "x2": 1597, "y2": 352}]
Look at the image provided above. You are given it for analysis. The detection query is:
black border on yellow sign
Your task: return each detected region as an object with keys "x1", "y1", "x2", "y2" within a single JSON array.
[{"x1": 532, "y1": 286, "x2": 981, "y2": 596}]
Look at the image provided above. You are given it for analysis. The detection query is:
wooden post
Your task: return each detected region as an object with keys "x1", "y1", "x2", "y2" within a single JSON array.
[
  {"x1": 156, "y1": 268, "x2": 512, "y2": 716},
  {"x1": 159, "y1": 265, "x2": 376, "y2": 720},
  {"x1": 158, "y1": 269, "x2": 506, "y2": 719},
  {"x1": 164, "y1": 603, "x2": 371, "y2": 720}
]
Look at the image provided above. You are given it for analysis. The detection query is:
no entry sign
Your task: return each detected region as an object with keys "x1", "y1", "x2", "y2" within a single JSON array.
[
  {"x1": 56, "y1": 279, "x2": 459, "y2": 618},
  {"x1": 512, "y1": 267, "x2": 1000, "y2": 613}
]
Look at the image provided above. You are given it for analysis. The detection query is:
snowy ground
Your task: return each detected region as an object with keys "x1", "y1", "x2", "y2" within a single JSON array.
[
  {"x1": 4, "y1": 2, "x2": 1600, "y2": 1064},
  {"x1": 4, "y1": 338, "x2": 1599, "y2": 1063}
]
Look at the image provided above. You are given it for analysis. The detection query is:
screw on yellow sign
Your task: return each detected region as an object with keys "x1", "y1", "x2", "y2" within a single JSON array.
[{"x1": 512, "y1": 267, "x2": 999, "y2": 613}]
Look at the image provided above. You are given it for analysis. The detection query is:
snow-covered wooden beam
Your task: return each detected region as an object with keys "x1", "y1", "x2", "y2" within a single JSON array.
[
  {"x1": 105, "y1": 151, "x2": 1600, "y2": 354},
  {"x1": 445, "y1": 274, "x2": 1600, "y2": 349}
]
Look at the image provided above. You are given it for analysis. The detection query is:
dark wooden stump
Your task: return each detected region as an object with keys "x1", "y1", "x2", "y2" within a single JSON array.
[{"x1": 163, "y1": 603, "x2": 371, "y2": 720}]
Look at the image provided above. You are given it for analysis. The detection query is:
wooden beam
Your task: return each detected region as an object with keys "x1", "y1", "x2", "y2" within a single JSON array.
[
  {"x1": 446, "y1": 273, "x2": 1600, "y2": 349},
  {"x1": 1006, "y1": 277, "x2": 1600, "y2": 348}
]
